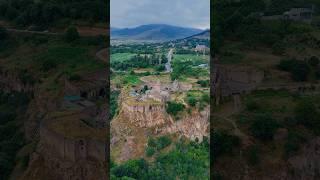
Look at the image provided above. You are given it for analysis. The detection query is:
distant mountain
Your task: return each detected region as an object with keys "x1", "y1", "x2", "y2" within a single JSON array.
[
  {"x1": 184, "y1": 29, "x2": 210, "y2": 40},
  {"x1": 111, "y1": 27, "x2": 120, "y2": 32},
  {"x1": 111, "y1": 24, "x2": 203, "y2": 41}
]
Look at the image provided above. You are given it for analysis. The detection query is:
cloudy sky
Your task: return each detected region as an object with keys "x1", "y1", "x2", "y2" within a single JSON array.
[{"x1": 111, "y1": 0, "x2": 210, "y2": 30}]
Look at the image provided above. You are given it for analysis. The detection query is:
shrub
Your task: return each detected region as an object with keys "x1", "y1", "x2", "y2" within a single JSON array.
[
  {"x1": 272, "y1": 42, "x2": 285, "y2": 55},
  {"x1": 201, "y1": 94, "x2": 210, "y2": 104},
  {"x1": 278, "y1": 58, "x2": 297, "y2": 71},
  {"x1": 295, "y1": 99, "x2": 320, "y2": 134},
  {"x1": 69, "y1": 74, "x2": 81, "y2": 81},
  {"x1": 147, "y1": 138, "x2": 157, "y2": 147},
  {"x1": 187, "y1": 96, "x2": 197, "y2": 107},
  {"x1": 156, "y1": 136, "x2": 172, "y2": 150},
  {"x1": 308, "y1": 56, "x2": 319, "y2": 67},
  {"x1": 212, "y1": 130, "x2": 240, "y2": 160},
  {"x1": 245, "y1": 98, "x2": 259, "y2": 111},
  {"x1": 64, "y1": 26, "x2": 79, "y2": 42},
  {"x1": 156, "y1": 65, "x2": 165, "y2": 72},
  {"x1": 278, "y1": 59, "x2": 310, "y2": 81},
  {"x1": 249, "y1": 113, "x2": 278, "y2": 141},
  {"x1": 111, "y1": 159, "x2": 148, "y2": 179},
  {"x1": 291, "y1": 61, "x2": 310, "y2": 81},
  {"x1": 145, "y1": 147, "x2": 155, "y2": 157},
  {"x1": 42, "y1": 60, "x2": 57, "y2": 71},
  {"x1": 166, "y1": 101, "x2": 184, "y2": 116},
  {"x1": 246, "y1": 145, "x2": 260, "y2": 166},
  {"x1": 197, "y1": 80, "x2": 209, "y2": 87}
]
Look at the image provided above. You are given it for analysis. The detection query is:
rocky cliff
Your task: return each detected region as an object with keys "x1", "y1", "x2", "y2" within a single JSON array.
[
  {"x1": 163, "y1": 108, "x2": 209, "y2": 142},
  {"x1": 122, "y1": 101, "x2": 168, "y2": 128}
]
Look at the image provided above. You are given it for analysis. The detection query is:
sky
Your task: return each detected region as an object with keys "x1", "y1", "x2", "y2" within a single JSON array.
[{"x1": 111, "y1": 0, "x2": 210, "y2": 30}]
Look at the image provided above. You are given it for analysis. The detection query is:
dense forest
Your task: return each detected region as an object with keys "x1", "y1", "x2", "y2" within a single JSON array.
[
  {"x1": 111, "y1": 138, "x2": 209, "y2": 180},
  {"x1": 111, "y1": 53, "x2": 167, "y2": 71},
  {"x1": 0, "y1": 0, "x2": 108, "y2": 28}
]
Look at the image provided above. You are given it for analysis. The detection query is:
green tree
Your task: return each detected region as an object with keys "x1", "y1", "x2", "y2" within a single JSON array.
[
  {"x1": 201, "y1": 94, "x2": 210, "y2": 104},
  {"x1": 249, "y1": 113, "x2": 278, "y2": 141},
  {"x1": 295, "y1": 99, "x2": 320, "y2": 134},
  {"x1": 187, "y1": 96, "x2": 197, "y2": 107},
  {"x1": 246, "y1": 145, "x2": 260, "y2": 165},
  {"x1": 156, "y1": 136, "x2": 172, "y2": 150},
  {"x1": 272, "y1": 42, "x2": 285, "y2": 55},
  {"x1": 308, "y1": 56, "x2": 319, "y2": 67},
  {"x1": 166, "y1": 101, "x2": 184, "y2": 116},
  {"x1": 212, "y1": 130, "x2": 240, "y2": 160},
  {"x1": 145, "y1": 147, "x2": 155, "y2": 157},
  {"x1": 291, "y1": 61, "x2": 310, "y2": 81},
  {"x1": 65, "y1": 26, "x2": 79, "y2": 42}
]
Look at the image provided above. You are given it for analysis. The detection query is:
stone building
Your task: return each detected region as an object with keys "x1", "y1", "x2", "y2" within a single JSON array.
[{"x1": 195, "y1": 44, "x2": 209, "y2": 55}]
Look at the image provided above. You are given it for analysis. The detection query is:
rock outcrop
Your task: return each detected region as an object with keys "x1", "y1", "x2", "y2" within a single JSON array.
[
  {"x1": 163, "y1": 108, "x2": 209, "y2": 142},
  {"x1": 122, "y1": 100, "x2": 168, "y2": 128}
]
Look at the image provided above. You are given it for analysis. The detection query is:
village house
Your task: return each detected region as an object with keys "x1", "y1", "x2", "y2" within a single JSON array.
[{"x1": 195, "y1": 44, "x2": 209, "y2": 55}]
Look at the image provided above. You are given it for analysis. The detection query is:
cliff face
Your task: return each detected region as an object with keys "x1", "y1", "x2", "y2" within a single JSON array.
[
  {"x1": 122, "y1": 102, "x2": 168, "y2": 128},
  {"x1": 24, "y1": 89, "x2": 61, "y2": 141},
  {"x1": 21, "y1": 153, "x2": 107, "y2": 180},
  {"x1": 215, "y1": 137, "x2": 320, "y2": 180},
  {"x1": 20, "y1": 81, "x2": 108, "y2": 179},
  {"x1": 163, "y1": 108, "x2": 209, "y2": 142},
  {"x1": 23, "y1": 110, "x2": 108, "y2": 180},
  {"x1": 21, "y1": 122, "x2": 107, "y2": 180}
]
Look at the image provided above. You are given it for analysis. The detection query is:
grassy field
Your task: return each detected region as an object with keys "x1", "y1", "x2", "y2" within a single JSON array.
[
  {"x1": 111, "y1": 73, "x2": 142, "y2": 87},
  {"x1": 173, "y1": 54, "x2": 209, "y2": 65},
  {"x1": 111, "y1": 53, "x2": 136, "y2": 63}
]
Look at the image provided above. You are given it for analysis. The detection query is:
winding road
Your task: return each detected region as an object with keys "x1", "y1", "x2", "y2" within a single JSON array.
[{"x1": 165, "y1": 48, "x2": 174, "y2": 73}]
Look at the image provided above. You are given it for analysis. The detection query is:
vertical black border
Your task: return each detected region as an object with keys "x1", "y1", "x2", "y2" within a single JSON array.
[
  {"x1": 210, "y1": 0, "x2": 215, "y2": 179},
  {"x1": 106, "y1": 0, "x2": 111, "y2": 179}
]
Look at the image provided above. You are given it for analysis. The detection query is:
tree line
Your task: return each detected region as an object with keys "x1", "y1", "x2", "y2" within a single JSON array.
[
  {"x1": 111, "y1": 53, "x2": 168, "y2": 71},
  {"x1": 0, "y1": 0, "x2": 108, "y2": 28}
]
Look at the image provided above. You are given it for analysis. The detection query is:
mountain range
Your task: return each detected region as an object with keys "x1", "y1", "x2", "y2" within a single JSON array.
[{"x1": 111, "y1": 24, "x2": 204, "y2": 41}]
